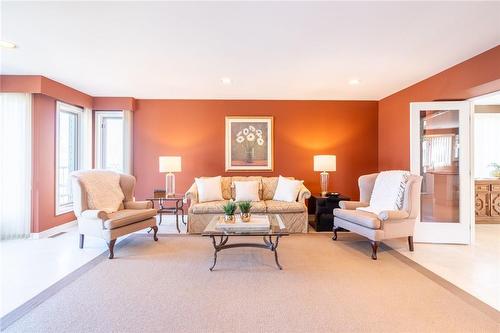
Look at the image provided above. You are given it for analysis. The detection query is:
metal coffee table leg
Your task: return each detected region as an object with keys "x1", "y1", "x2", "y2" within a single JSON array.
[{"x1": 272, "y1": 235, "x2": 282, "y2": 270}]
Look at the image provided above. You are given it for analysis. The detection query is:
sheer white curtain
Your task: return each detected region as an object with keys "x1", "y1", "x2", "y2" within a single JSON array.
[
  {"x1": 475, "y1": 113, "x2": 500, "y2": 178},
  {"x1": 123, "y1": 109, "x2": 133, "y2": 174},
  {"x1": 81, "y1": 107, "x2": 93, "y2": 170},
  {"x1": 0, "y1": 93, "x2": 32, "y2": 240}
]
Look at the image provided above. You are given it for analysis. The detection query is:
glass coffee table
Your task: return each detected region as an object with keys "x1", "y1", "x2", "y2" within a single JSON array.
[{"x1": 202, "y1": 214, "x2": 289, "y2": 271}]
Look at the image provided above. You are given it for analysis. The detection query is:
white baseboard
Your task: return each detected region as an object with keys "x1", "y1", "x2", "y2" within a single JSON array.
[{"x1": 30, "y1": 220, "x2": 77, "y2": 239}]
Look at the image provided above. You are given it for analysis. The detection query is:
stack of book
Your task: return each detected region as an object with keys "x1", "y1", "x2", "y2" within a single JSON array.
[{"x1": 215, "y1": 215, "x2": 270, "y2": 232}]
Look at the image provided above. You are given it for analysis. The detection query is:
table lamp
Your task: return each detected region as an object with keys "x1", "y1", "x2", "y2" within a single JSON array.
[
  {"x1": 159, "y1": 156, "x2": 182, "y2": 196},
  {"x1": 313, "y1": 155, "x2": 336, "y2": 196}
]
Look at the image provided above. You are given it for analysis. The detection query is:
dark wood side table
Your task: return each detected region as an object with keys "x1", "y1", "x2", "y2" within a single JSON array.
[
  {"x1": 308, "y1": 194, "x2": 350, "y2": 231},
  {"x1": 147, "y1": 191, "x2": 186, "y2": 233}
]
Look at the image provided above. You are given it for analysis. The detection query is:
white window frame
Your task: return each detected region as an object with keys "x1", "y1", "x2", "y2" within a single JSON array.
[
  {"x1": 55, "y1": 101, "x2": 83, "y2": 215},
  {"x1": 95, "y1": 111, "x2": 124, "y2": 172}
]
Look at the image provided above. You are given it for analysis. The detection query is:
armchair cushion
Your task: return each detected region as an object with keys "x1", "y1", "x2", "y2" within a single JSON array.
[
  {"x1": 104, "y1": 209, "x2": 157, "y2": 229},
  {"x1": 334, "y1": 208, "x2": 381, "y2": 229},
  {"x1": 124, "y1": 200, "x2": 153, "y2": 210}
]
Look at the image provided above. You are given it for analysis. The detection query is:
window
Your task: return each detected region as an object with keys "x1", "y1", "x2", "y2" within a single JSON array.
[
  {"x1": 56, "y1": 101, "x2": 83, "y2": 215},
  {"x1": 422, "y1": 135, "x2": 454, "y2": 169},
  {"x1": 475, "y1": 113, "x2": 500, "y2": 178},
  {"x1": 95, "y1": 111, "x2": 124, "y2": 172}
]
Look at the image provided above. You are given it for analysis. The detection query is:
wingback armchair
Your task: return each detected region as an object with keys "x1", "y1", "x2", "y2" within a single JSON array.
[
  {"x1": 71, "y1": 170, "x2": 158, "y2": 259},
  {"x1": 333, "y1": 173, "x2": 423, "y2": 260}
]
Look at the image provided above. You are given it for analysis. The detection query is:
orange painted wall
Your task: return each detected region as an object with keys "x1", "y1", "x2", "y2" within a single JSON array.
[
  {"x1": 378, "y1": 45, "x2": 500, "y2": 170},
  {"x1": 31, "y1": 94, "x2": 76, "y2": 232},
  {"x1": 133, "y1": 100, "x2": 379, "y2": 201}
]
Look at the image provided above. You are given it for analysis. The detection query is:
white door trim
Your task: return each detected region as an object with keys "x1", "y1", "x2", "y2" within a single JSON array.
[{"x1": 410, "y1": 101, "x2": 472, "y2": 244}]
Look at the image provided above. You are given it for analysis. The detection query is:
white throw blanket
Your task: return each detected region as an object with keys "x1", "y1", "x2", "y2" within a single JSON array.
[
  {"x1": 78, "y1": 170, "x2": 125, "y2": 213},
  {"x1": 357, "y1": 170, "x2": 410, "y2": 215}
]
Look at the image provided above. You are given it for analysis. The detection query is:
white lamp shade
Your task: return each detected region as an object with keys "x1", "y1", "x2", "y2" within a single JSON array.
[
  {"x1": 314, "y1": 155, "x2": 336, "y2": 172},
  {"x1": 159, "y1": 156, "x2": 182, "y2": 173}
]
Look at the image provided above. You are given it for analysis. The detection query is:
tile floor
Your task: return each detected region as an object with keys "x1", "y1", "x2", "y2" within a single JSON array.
[
  {"x1": 1, "y1": 217, "x2": 498, "y2": 320},
  {"x1": 385, "y1": 224, "x2": 500, "y2": 310}
]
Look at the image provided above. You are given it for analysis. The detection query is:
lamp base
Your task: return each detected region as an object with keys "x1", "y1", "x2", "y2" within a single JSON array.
[
  {"x1": 165, "y1": 172, "x2": 175, "y2": 196},
  {"x1": 320, "y1": 171, "x2": 329, "y2": 197}
]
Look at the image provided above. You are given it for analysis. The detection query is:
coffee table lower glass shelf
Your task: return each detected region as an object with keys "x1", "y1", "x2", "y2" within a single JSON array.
[{"x1": 202, "y1": 214, "x2": 289, "y2": 271}]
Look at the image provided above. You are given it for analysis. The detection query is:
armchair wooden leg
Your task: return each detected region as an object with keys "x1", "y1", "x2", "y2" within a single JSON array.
[
  {"x1": 152, "y1": 226, "x2": 158, "y2": 241},
  {"x1": 332, "y1": 227, "x2": 339, "y2": 241},
  {"x1": 408, "y1": 236, "x2": 414, "y2": 252},
  {"x1": 79, "y1": 234, "x2": 84, "y2": 249},
  {"x1": 370, "y1": 241, "x2": 379, "y2": 260},
  {"x1": 107, "y1": 239, "x2": 116, "y2": 259}
]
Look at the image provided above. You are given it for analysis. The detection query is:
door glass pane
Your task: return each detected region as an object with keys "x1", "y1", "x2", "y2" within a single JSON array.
[
  {"x1": 420, "y1": 110, "x2": 460, "y2": 223},
  {"x1": 103, "y1": 117, "x2": 123, "y2": 172}
]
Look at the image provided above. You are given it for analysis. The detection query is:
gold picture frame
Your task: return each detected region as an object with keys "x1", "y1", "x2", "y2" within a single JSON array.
[{"x1": 225, "y1": 116, "x2": 274, "y2": 171}]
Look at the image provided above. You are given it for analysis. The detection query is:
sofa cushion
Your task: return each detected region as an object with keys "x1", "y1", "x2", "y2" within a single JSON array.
[
  {"x1": 221, "y1": 177, "x2": 232, "y2": 200},
  {"x1": 235, "y1": 201, "x2": 266, "y2": 213},
  {"x1": 333, "y1": 208, "x2": 381, "y2": 229},
  {"x1": 234, "y1": 180, "x2": 260, "y2": 202},
  {"x1": 231, "y1": 176, "x2": 262, "y2": 199},
  {"x1": 265, "y1": 200, "x2": 305, "y2": 213},
  {"x1": 273, "y1": 176, "x2": 303, "y2": 202},
  {"x1": 262, "y1": 176, "x2": 295, "y2": 200},
  {"x1": 190, "y1": 200, "x2": 228, "y2": 214},
  {"x1": 104, "y1": 209, "x2": 157, "y2": 229},
  {"x1": 195, "y1": 176, "x2": 224, "y2": 203}
]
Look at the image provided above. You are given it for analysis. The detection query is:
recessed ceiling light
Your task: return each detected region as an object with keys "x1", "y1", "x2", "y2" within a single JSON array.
[
  {"x1": 221, "y1": 77, "x2": 232, "y2": 85},
  {"x1": 0, "y1": 40, "x2": 16, "y2": 49},
  {"x1": 348, "y1": 78, "x2": 360, "y2": 85}
]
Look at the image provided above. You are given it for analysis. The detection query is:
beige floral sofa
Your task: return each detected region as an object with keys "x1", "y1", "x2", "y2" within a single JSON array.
[{"x1": 185, "y1": 176, "x2": 311, "y2": 233}]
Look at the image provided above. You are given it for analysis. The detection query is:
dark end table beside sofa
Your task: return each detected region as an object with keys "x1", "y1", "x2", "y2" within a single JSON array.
[{"x1": 308, "y1": 194, "x2": 350, "y2": 231}]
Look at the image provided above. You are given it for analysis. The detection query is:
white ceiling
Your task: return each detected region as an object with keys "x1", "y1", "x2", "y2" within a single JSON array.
[{"x1": 1, "y1": 1, "x2": 499, "y2": 100}]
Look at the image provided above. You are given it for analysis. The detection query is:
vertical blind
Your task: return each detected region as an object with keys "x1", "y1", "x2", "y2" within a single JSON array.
[
  {"x1": 0, "y1": 93, "x2": 32, "y2": 240},
  {"x1": 422, "y1": 135, "x2": 453, "y2": 168}
]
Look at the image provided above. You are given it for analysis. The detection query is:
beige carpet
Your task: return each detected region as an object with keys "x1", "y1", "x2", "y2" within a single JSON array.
[{"x1": 5, "y1": 233, "x2": 499, "y2": 332}]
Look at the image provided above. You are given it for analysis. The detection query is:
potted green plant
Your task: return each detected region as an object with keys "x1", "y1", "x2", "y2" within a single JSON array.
[
  {"x1": 489, "y1": 163, "x2": 500, "y2": 178},
  {"x1": 222, "y1": 200, "x2": 237, "y2": 223},
  {"x1": 238, "y1": 201, "x2": 252, "y2": 223}
]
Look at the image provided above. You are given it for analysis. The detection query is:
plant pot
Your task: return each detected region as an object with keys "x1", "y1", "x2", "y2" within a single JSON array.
[
  {"x1": 224, "y1": 214, "x2": 235, "y2": 223},
  {"x1": 240, "y1": 212, "x2": 251, "y2": 222}
]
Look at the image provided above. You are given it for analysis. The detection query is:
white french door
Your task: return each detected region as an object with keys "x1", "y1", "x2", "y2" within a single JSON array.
[{"x1": 410, "y1": 101, "x2": 473, "y2": 244}]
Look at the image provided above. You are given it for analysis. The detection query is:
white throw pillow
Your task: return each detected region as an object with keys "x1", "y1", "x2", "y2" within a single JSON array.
[
  {"x1": 195, "y1": 176, "x2": 224, "y2": 203},
  {"x1": 234, "y1": 181, "x2": 260, "y2": 202},
  {"x1": 273, "y1": 176, "x2": 303, "y2": 202},
  {"x1": 357, "y1": 170, "x2": 410, "y2": 215}
]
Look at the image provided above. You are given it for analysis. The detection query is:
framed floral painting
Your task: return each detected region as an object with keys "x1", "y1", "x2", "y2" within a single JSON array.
[{"x1": 225, "y1": 116, "x2": 273, "y2": 171}]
